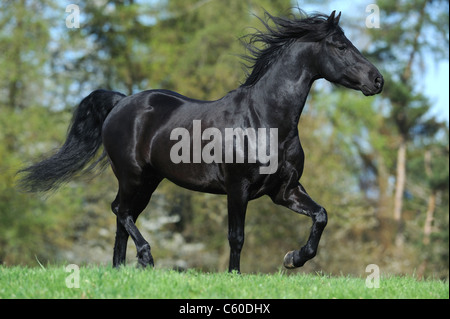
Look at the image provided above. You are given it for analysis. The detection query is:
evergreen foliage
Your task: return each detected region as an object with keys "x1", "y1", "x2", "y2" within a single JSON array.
[{"x1": 0, "y1": 0, "x2": 448, "y2": 278}]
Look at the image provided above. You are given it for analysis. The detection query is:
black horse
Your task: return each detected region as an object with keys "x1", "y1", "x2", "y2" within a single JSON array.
[{"x1": 19, "y1": 10, "x2": 383, "y2": 272}]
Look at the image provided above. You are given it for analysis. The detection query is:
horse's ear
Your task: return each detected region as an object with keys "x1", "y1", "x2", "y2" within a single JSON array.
[
  {"x1": 327, "y1": 10, "x2": 341, "y2": 27},
  {"x1": 335, "y1": 11, "x2": 341, "y2": 25},
  {"x1": 328, "y1": 10, "x2": 336, "y2": 24}
]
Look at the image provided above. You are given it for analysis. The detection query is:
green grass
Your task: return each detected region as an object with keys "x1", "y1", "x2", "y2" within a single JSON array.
[{"x1": 0, "y1": 265, "x2": 448, "y2": 299}]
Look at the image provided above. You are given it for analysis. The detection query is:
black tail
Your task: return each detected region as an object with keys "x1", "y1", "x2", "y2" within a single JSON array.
[{"x1": 18, "y1": 89, "x2": 126, "y2": 192}]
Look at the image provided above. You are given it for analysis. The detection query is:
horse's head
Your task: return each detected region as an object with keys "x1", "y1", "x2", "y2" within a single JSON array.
[{"x1": 316, "y1": 11, "x2": 384, "y2": 96}]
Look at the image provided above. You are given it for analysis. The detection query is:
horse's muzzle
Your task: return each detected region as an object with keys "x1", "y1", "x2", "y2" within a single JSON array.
[{"x1": 361, "y1": 74, "x2": 384, "y2": 96}]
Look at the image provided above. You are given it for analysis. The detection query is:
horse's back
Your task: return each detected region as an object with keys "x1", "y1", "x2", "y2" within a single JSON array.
[{"x1": 102, "y1": 90, "x2": 225, "y2": 191}]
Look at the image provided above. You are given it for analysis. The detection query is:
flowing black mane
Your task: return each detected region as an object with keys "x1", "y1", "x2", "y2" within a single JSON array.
[{"x1": 241, "y1": 10, "x2": 344, "y2": 87}]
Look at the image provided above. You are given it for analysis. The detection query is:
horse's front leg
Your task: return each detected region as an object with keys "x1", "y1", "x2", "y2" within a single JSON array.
[
  {"x1": 271, "y1": 182, "x2": 328, "y2": 268},
  {"x1": 227, "y1": 190, "x2": 249, "y2": 273}
]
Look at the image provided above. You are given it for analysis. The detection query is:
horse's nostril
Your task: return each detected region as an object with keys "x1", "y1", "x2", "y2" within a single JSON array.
[{"x1": 374, "y1": 77, "x2": 382, "y2": 89}]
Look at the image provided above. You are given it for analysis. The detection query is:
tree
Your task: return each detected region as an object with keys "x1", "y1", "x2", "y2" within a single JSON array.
[
  {"x1": 0, "y1": 0, "x2": 56, "y2": 109},
  {"x1": 68, "y1": 0, "x2": 154, "y2": 95},
  {"x1": 304, "y1": 0, "x2": 449, "y2": 275},
  {"x1": 368, "y1": 0, "x2": 449, "y2": 248},
  {"x1": 408, "y1": 127, "x2": 449, "y2": 278}
]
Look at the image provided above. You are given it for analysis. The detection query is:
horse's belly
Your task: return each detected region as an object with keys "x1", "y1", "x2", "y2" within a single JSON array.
[{"x1": 158, "y1": 162, "x2": 227, "y2": 194}]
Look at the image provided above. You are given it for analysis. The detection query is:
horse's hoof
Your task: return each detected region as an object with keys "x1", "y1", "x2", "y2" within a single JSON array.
[
  {"x1": 136, "y1": 247, "x2": 154, "y2": 268},
  {"x1": 137, "y1": 258, "x2": 154, "y2": 269},
  {"x1": 283, "y1": 251, "x2": 296, "y2": 269}
]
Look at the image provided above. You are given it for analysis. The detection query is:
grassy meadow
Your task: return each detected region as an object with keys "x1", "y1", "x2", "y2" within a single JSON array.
[{"x1": 0, "y1": 265, "x2": 448, "y2": 299}]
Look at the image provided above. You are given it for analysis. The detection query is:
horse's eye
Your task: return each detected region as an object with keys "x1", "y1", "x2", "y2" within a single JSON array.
[{"x1": 337, "y1": 45, "x2": 347, "y2": 51}]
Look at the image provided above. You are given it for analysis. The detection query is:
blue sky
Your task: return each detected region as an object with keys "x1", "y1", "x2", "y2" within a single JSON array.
[{"x1": 425, "y1": 60, "x2": 449, "y2": 123}]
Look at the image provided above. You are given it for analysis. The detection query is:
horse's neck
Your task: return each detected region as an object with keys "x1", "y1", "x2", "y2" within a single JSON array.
[{"x1": 247, "y1": 62, "x2": 316, "y2": 133}]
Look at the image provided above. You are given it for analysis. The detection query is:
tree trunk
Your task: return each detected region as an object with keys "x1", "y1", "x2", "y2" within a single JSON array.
[
  {"x1": 423, "y1": 191, "x2": 436, "y2": 246},
  {"x1": 376, "y1": 153, "x2": 395, "y2": 250},
  {"x1": 417, "y1": 150, "x2": 437, "y2": 279},
  {"x1": 394, "y1": 138, "x2": 407, "y2": 247}
]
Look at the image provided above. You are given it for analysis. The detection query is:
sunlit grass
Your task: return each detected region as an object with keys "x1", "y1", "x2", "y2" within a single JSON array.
[{"x1": 0, "y1": 265, "x2": 447, "y2": 299}]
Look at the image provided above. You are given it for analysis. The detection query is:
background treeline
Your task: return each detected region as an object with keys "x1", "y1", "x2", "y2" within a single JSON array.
[{"x1": 0, "y1": 0, "x2": 448, "y2": 279}]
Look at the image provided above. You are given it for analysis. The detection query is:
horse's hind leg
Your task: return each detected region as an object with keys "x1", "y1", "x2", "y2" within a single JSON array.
[
  {"x1": 112, "y1": 174, "x2": 162, "y2": 268},
  {"x1": 111, "y1": 194, "x2": 128, "y2": 267},
  {"x1": 270, "y1": 182, "x2": 328, "y2": 268}
]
